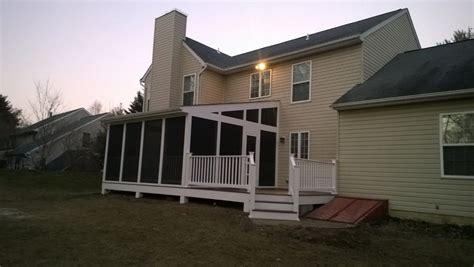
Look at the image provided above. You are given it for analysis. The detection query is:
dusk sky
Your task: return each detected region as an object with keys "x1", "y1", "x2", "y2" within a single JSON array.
[{"x1": 1, "y1": 0, "x2": 473, "y2": 122}]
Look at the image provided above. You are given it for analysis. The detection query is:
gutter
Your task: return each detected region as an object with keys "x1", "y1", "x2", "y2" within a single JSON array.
[
  {"x1": 331, "y1": 88, "x2": 474, "y2": 111},
  {"x1": 101, "y1": 109, "x2": 185, "y2": 124}
]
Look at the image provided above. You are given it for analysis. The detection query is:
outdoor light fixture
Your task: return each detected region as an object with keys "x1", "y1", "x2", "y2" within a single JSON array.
[{"x1": 255, "y1": 62, "x2": 266, "y2": 70}]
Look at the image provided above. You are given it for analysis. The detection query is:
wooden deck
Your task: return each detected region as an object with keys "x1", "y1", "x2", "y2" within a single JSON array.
[{"x1": 102, "y1": 181, "x2": 335, "y2": 214}]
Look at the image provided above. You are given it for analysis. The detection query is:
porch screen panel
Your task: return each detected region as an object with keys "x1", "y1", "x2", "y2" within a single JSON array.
[
  {"x1": 161, "y1": 116, "x2": 185, "y2": 185},
  {"x1": 140, "y1": 119, "x2": 162, "y2": 183},
  {"x1": 259, "y1": 130, "x2": 276, "y2": 186},
  {"x1": 122, "y1": 122, "x2": 142, "y2": 182},
  {"x1": 220, "y1": 123, "x2": 243, "y2": 155},
  {"x1": 105, "y1": 124, "x2": 124, "y2": 181},
  {"x1": 191, "y1": 117, "x2": 217, "y2": 155},
  {"x1": 261, "y1": 108, "x2": 278, "y2": 126}
]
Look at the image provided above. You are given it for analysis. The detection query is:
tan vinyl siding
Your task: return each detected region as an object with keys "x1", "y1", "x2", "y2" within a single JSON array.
[
  {"x1": 180, "y1": 47, "x2": 203, "y2": 105},
  {"x1": 224, "y1": 45, "x2": 363, "y2": 186},
  {"x1": 149, "y1": 11, "x2": 186, "y2": 111},
  {"x1": 338, "y1": 98, "x2": 474, "y2": 223},
  {"x1": 363, "y1": 13, "x2": 420, "y2": 80},
  {"x1": 200, "y1": 70, "x2": 225, "y2": 104}
]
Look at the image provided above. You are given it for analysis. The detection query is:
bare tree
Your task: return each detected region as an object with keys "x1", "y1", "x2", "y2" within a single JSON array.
[
  {"x1": 110, "y1": 103, "x2": 125, "y2": 116},
  {"x1": 27, "y1": 80, "x2": 63, "y2": 169},
  {"x1": 28, "y1": 80, "x2": 63, "y2": 122},
  {"x1": 89, "y1": 100, "x2": 103, "y2": 115}
]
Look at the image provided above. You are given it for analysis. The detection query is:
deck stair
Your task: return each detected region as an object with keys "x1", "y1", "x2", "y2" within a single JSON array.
[
  {"x1": 249, "y1": 190, "x2": 299, "y2": 221},
  {"x1": 305, "y1": 197, "x2": 388, "y2": 224}
]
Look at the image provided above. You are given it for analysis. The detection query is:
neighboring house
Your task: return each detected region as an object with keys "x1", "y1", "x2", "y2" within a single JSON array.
[
  {"x1": 6, "y1": 108, "x2": 108, "y2": 171},
  {"x1": 332, "y1": 40, "x2": 474, "y2": 225},
  {"x1": 102, "y1": 8, "x2": 425, "y2": 221}
]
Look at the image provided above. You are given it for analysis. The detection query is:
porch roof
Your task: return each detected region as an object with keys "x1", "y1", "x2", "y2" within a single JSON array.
[
  {"x1": 101, "y1": 101, "x2": 280, "y2": 124},
  {"x1": 101, "y1": 108, "x2": 185, "y2": 124}
]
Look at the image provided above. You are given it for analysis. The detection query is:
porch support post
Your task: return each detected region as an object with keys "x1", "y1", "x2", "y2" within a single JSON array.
[
  {"x1": 135, "y1": 192, "x2": 143, "y2": 199},
  {"x1": 137, "y1": 121, "x2": 145, "y2": 183},
  {"x1": 119, "y1": 123, "x2": 127, "y2": 182},
  {"x1": 102, "y1": 124, "x2": 110, "y2": 183},
  {"x1": 181, "y1": 114, "x2": 192, "y2": 186},
  {"x1": 158, "y1": 119, "x2": 166, "y2": 184}
]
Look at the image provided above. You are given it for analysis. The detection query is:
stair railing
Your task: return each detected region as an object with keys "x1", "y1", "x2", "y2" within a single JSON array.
[
  {"x1": 248, "y1": 152, "x2": 257, "y2": 212},
  {"x1": 289, "y1": 154, "x2": 300, "y2": 213}
]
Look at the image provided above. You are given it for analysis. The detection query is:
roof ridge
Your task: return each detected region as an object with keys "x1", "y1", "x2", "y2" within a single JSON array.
[
  {"x1": 231, "y1": 9, "x2": 404, "y2": 58},
  {"x1": 403, "y1": 38, "x2": 474, "y2": 54},
  {"x1": 185, "y1": 37, "x2": 233, "y2": 58}
]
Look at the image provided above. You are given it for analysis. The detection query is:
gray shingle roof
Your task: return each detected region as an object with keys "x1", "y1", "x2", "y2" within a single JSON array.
[
  {"x1": 333, "y1": 39, "x2": 474, "y2": 107},
  {"x1": 184, "y1": 9, "x2": 405, "y2": 69},
  {"x1": 13, "y1": 113, "x2": 109, "y2": 155},
  {"x1": 15, "y1": 108, "x2": 84, "y2": 135}
]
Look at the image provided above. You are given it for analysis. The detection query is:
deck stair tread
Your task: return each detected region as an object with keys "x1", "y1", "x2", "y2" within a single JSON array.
[
  {"x1": 306, "y1": 197, "x2": 388, "y2": 224},
  {"x1": 255, "y1": 200, "x2": 293, "y2": 204},
  {"x1": 252, "y1": 209, "x2": 297, "y2": 214}
]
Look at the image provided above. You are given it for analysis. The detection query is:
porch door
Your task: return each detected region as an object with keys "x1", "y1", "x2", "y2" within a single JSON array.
[{"x1": 258, "y1": 130, "x2": 276, "y2": 187}]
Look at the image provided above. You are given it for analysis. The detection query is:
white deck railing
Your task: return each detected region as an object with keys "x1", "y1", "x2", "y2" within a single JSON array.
[
  {"x1": 186, "y1": 154, "x2": 250, "y2": 189},
  {"x1": 293, "y1": 157, "x2": 337, "y2": 193}
]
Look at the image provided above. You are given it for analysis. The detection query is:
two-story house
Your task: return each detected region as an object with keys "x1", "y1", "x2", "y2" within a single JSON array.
[{"x1": 101, "y1": 8, "x2": 421, "y2": 221}]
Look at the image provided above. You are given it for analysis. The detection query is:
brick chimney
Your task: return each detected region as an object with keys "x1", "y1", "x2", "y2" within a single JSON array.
[{"x1": 149, "y1": 9, "x2": 187, "y2": 111}]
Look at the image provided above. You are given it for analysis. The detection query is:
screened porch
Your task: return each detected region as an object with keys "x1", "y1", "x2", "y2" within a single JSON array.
[{"x1": 102, "y1": 101, "x2": 280, "y2": 189}]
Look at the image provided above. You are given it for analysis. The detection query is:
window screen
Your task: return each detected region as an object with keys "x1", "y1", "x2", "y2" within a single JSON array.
[
  {"x1": 105, "y1": 124, "x2": 124, "y2": 181},
  {"x1": 122, "y1": 122, "x2": 142, "y2": 182},
  {"x1": 140, "y1": 119, "x2": 162, "y2": 183}
]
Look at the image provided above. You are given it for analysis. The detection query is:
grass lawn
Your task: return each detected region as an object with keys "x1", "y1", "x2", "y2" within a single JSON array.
[{"x1": 1, "y1": 170, "x2": 473, "y2": 266}]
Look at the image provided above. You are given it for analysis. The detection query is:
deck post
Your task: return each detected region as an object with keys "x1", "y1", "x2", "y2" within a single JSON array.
[
  {"x1": 180, "y1": 195, "x2": 189, "y2": 204},
  {"x1": 248, "y1": 152, "x2": 257, "y2": 212},
  {"x1": 183, "y1": 152, "x2": 192, "y2": 187},
  {"x1": 331, "y1": 159, "x2": 337, "y2": 194},
  {"x1": 135, "y1": 192, "x2": 143, "y2": 199}
]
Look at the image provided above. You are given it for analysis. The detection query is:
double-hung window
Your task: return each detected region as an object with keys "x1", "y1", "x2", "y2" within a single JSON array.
[
  {"x1": 183, "y1": 74, "x2": 196, "y2": 106},
  {"x1": 291, "y1": 61, "x2": 311, "y2": 103},
  {"x1": 440, "y1": 111, "x2": 474, "y2": 178},
  {"x1": 250, "y1": 70, "x2": 271, "y2": 99},
  {"x1": 290, "y1": 131, "x2": 309, "y2": 159}
]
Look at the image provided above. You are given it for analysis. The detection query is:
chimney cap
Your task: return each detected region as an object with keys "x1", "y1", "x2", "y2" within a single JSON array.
[{"x1": 156, "y1": 8, "x2": 188, "y2": 20}]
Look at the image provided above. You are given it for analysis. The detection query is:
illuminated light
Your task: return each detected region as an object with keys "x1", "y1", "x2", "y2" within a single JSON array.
[{"x1": 255, "y1": 62, "x2": 266, "y2": 70}]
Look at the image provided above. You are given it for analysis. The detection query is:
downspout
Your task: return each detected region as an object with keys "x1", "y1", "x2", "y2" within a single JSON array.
[
  {"x1": 139, "y1": 79, "x2": 146, "y2": 112},
  {"x1": 196, "y1": 64, "x2": 208, "y2": 104}
]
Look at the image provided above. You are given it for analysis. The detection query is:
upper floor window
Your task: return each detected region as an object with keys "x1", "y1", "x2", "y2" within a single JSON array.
[
  {"x1": 441, "y1": 111, "x2": 474, "y2": 178},
  {"x1": 291, "y1": 61, "x2": 311, "y2": 103},
  {"x1": 250, "y1": 70, "x2": 271, "y2": 99},
  {"x1": 290, "y1": 131, "x2": 309, "y2": 159},
  {"x1": 183, "y1": 74, "x2": 196, "y2": 106}
]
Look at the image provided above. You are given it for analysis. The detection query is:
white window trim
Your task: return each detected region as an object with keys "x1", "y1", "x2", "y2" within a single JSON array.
[
  {"x1": 291, "y1": 60, "x2": 312, "y2": 104},
  {"x1": 249, "y1": 70, "x2": 272, "y2": 99},
  {"x1": 289, "y1": 131, "x2": 310, "y2": 159},
  {"x1": 182, "y1": 73, "x2": 196, "y2": 105},
  {"x1": 439, "y1": 111, "x2": 474, "y2": 180}
]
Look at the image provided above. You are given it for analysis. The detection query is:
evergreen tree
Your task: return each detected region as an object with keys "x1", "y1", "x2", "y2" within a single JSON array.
[
  {"x1": 125, "y1": 91, "x2": 143, "y2": 114},
  {"x1": 0, "y1": 94, "x2": 22, "y2": 149},
  {"x1": 438, "y1": 27, "x2": 473, "y2": 45}
]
